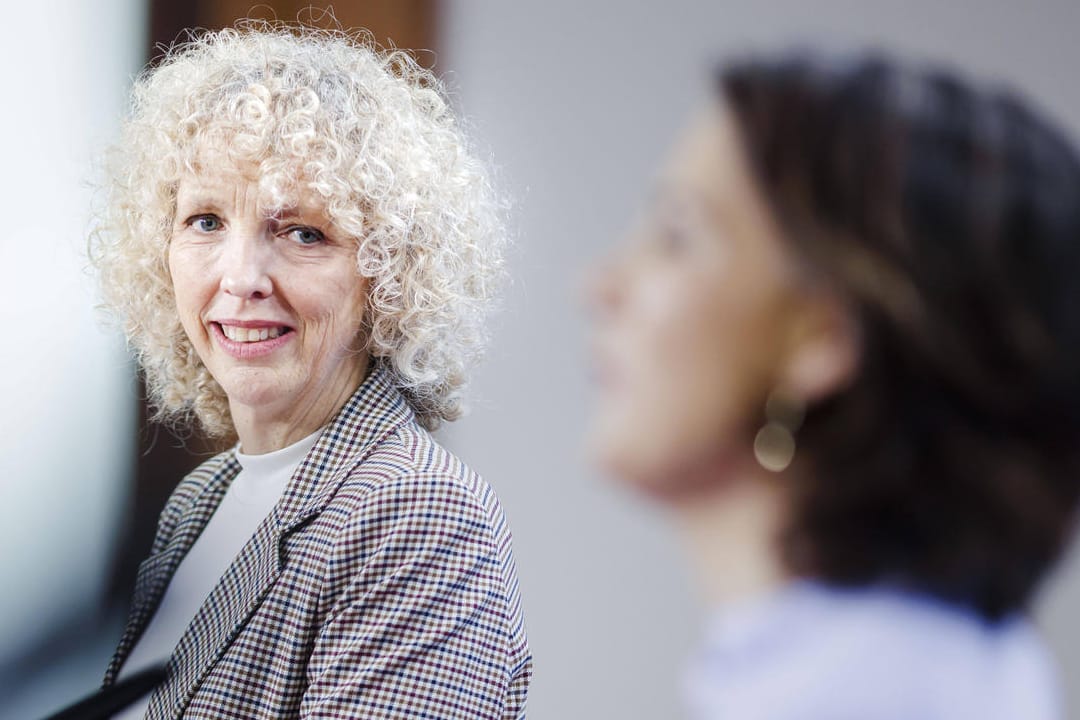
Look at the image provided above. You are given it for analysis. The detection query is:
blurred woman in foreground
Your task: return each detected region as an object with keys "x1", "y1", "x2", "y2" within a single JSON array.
[{"x1": 588, "y1": 52, "x2": 1080, "y2": 718}]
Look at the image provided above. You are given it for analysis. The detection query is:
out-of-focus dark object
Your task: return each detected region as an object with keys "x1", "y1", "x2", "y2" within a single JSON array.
[
  {"x1": 41, "y1": 664, "x2": 166, "y2": 720},
  {"x1": 147, "y1": 0, "x2": 435, "y2": 67}
]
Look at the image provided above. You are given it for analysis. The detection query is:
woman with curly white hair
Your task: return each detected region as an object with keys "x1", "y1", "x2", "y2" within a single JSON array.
[{"x1": 91, "y1": 24, "x2": 531, "y2": 720}]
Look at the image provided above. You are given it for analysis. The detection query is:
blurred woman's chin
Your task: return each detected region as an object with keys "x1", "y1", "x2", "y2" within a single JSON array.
[
  {"x1": 587, "y1": 425, "x2": 675, "y2": 498},
  {"x1": 609, "y1": 462, "x2": 693, "y2": 504},
  {"x1": 585, "y1": 422, "x2": 638, "y2": 483},
  {"x1": 583, "y1": 423, "x2": 617, "y2": 472}
]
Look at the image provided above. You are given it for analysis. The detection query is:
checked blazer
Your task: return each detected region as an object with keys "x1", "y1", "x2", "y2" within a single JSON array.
[{"x1": 104, "y1": 367, "x2": 532, "y2": 719}]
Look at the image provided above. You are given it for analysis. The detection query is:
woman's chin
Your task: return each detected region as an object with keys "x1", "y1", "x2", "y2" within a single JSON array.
[
  {"x1": 217, "y1": 375, "x2": 294, "y2": 415},
  {"x1": 589, "y1": 430, "x2": 735, "y2": 507},
  {"x1": 588, "y1": 429, "x2": 673, "y2": 497}
]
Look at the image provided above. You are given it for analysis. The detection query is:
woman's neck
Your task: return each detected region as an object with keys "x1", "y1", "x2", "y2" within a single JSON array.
[
  {"x1": 674, "y1": 466, "x2": 790, "y2": 609},
  {"x1": 231, "y1": 358, "x2": 370, "y2": 454}
]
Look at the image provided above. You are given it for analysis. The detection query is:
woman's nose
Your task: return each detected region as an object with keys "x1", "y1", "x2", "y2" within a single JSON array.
[
  {"x1": 220, "y1": 231, "x2": 273, "y2": 299},
  {"x1": 584, "y1": 252, "x2": 625, "y2": 319}
]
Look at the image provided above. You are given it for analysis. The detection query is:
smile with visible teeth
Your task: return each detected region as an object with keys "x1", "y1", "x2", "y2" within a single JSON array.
[{"x1": 219, "y1": 324, "x2": 288, "y2": 343}]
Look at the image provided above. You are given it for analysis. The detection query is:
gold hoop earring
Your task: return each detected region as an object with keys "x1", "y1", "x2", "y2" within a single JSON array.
[{"x1": 753, "y1": 390, "x2": 806, "y2": 473}]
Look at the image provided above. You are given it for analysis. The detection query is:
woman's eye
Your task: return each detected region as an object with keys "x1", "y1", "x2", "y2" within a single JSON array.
[
  {"x1": 648, "y1": 218, "x2": 691, "y2": 256},
  {"x1": 659, "y1": 228, "x2": 689, "y2": 253},
  {"x1": 286, "y1": 226, "x2": 326, "y2": 245},
  {"x1": 189, "y1": 215, "x2": 222, "y2": 232}
]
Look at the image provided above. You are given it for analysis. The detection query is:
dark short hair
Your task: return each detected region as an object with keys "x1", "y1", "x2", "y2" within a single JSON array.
[{"x1": 720, "y1": 52, "x2": 1080, "y2": 620}]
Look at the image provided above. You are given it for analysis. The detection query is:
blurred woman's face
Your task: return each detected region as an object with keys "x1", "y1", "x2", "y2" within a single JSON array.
[
  {"x1": 169, "y1": 165, "x2": 369, "y2": 440},
  {"x1": 587, "y1": 103, "x2": 807, "y2": 494}
]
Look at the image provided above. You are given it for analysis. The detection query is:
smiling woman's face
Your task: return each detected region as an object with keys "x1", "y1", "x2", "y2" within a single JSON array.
[
  {"x1": 587, "y1": 103, "x2": 814, "y2": 495},
  {"x1": 168, "y1": 165, "x2": 369, "y2": 447}
]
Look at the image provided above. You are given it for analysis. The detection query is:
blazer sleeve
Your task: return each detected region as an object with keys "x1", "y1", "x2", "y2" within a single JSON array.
[{"x1": 298, "y1": 470, "x2": 529, "y2": 720}]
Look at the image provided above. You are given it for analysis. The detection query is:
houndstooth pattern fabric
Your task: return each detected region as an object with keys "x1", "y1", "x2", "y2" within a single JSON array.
[{"x1": 104, "y1": 367, "x2": 532, "y2": 719}]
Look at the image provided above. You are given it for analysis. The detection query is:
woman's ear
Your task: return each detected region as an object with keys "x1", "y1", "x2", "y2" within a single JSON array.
[{"x1": 778, "y1": 290, "x2": 860, "y2": 405}]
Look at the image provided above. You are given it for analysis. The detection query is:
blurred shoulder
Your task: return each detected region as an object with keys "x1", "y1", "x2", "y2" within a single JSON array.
[{"x1": 687, "y1": 583, "x2": 1062, "y2": 720}]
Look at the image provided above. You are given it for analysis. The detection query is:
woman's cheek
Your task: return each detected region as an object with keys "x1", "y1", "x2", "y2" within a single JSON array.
[{"x1": 622, "y1": 276, "x2": 713, "y2": 455}]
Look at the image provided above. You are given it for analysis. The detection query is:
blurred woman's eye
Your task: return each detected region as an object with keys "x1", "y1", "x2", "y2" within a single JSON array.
[
  {"x1": 649, "y1": 216, "x2": 693, "y2": 256},
  {"x1": 284, "y1": 226, "x2": 326, "y2": 246},
  {"x1": 660, "y1": 226, "x2": 690, "y2": 254},
  {"x1": 187, "y1": 214, "x2": 222, "y2": 232}
]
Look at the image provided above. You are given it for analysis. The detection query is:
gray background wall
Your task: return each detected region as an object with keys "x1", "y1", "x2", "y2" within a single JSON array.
[{"x1": 438, "y1": 2, "x2": 1080, "y2": 718}]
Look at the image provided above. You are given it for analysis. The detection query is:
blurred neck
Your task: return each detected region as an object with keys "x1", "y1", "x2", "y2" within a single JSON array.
[{"x1": 673, "y1": 463, "x2": 790, "y2": 609}]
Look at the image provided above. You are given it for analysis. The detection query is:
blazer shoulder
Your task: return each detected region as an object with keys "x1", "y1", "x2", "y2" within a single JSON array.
[
  {"x1": 322, "y1": 422, "x2": 515, "y2": 594},
  {"x1": 342, "y1": 421, "x2": 499, "y2": 520},
  {"x1": 309, "y1": 422, "x2": 532, "y2": 687}
]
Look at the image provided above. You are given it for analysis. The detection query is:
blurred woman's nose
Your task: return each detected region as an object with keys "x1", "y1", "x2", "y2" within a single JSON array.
[
  {"x1": 584, "y1": 251, "x2": 624, "y2": 319},
  {"x1": 220, "y1": 228, "x2": 273, "y2": 299}
]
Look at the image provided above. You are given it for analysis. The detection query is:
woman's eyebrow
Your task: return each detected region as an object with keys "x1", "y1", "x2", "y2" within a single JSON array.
[
  {"x1": 265, "y1": 205, "x2": 333, "y2": 225},
  {"x1": 175, "y1": 195, "x2": 224, "y2": 213},
  {"x1": 265, "y1": 206, "x2": 301, "y2": 220}
]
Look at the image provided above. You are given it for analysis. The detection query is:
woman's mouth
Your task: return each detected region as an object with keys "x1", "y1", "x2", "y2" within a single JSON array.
[
  {"x1": 211, "y1": 322, "x2": 295, "y2": 359},
  {"x1": 218, "y1": 323, "x2": 290, "y2": 342}
]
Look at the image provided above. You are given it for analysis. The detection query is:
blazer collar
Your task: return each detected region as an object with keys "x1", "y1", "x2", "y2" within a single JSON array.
[
  {"x1": 107, "y1": 365, "x2": 415, "y2": 718},
  {"x1": 273, "y1": 364, "x2": 415, "y2": 533}
]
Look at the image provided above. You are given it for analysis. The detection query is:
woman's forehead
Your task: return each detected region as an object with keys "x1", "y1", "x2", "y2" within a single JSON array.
[
  {"x1": 176, "y1": 162, "x2": 328, "y2": 217},
  {"x1": 184, "y1": 137, "x2": 307, "y2": 188}
]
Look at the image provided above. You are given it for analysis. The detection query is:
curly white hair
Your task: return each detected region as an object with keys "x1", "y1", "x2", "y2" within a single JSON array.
[{"x1": 91, "y1": 23, "x2": 505, "y2": 436}]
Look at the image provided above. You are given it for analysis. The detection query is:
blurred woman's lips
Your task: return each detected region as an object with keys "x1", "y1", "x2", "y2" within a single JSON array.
[{"x1": 589, "y1": 347, "x2": 621, "y2": 388}]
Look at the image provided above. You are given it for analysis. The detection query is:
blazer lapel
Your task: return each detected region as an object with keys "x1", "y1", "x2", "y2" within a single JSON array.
[
  {"x1": 145, "y1": 366, "x2": 414, "y2": 719},
  {"x1": 104, "y1": 454, "x2": 240, "y2": 686},
  {"x1": 147, "y1": 508, "x2": 282, "y2": 719},
  {"x1": 274, "y1": 366, "x2": 413, "y2": 533}
]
